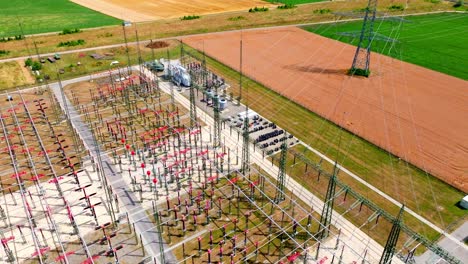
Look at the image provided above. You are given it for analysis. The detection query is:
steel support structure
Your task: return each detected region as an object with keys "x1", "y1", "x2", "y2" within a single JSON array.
[
  {"x1": 241, "y1": 110, "x2": 250, "y2": 176},
  {"x1": 349, "y1": 0, "x2": 378, "y2": 77},
  {"x1": 121, "y1": 24, "x2": 132, "y2": 76},
  {"x1": 379, "y1": 206, "x2": 404, "y2": 264},
  {"x1": 189, "y1": 84, "x2": 197, "y2": 127},
  {"x1": 275, "y1": 133, "x2": 288, "y2": 203},
  {"x1": 291, "y1": 150, "x2": 461, "y2": 263},
  {"x1": 318, "y1": 161, "x2": 339, "y2": 240},
  {"x1": 213, "y1": 95, "x2": 221, "y2": 147},
  {"x1": 239, "y1": 39, "x2": 243, "y2": 101}
]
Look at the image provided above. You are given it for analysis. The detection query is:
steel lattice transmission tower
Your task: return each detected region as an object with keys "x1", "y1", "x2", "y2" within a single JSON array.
[
  {"x1": 189, "y1": 85, "x2": 197, "y2": 127},
  {"x1": 240, "y1": 37, "x2": 250, "y2": 176},
  {"x1": 380, "y1": 206, "x2": 405, "y2": 264},
  {"x1": 318, "y1": 161, "x2": 339, "y2": 239},
  {"x1": 349, "y1": 0, "x2": 378, "y2": 77},
  {"x1": 275, "y1": 132, "x2": 288, "y2": 203},
  {"x1": 241, "y1": 108, "x2": 250, "y2": 176},
  {"x1": 179, "y1": 40, "x2": 198, "y2": 127},
  {"x1": 213, "y1": 94, "x2": 221, "y2": 147}
]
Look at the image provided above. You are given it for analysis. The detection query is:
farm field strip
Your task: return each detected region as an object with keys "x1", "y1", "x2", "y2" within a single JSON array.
[
  {"x1": 266, "y1": 0, "x2": 327, "y2": 4},
  {"x1": 71, "y1": 0, "x2": 272, "y2": 22},
  {"x1": 0, "y1": 0, "x2": 121, "y2": 36}
]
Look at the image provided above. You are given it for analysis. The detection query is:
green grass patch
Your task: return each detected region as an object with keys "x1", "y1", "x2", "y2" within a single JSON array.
[
  {"x1": 0, "y1": 0, "x2": 121, "y2": 36},
  {"x1": 267, "y1": 0, "x2": 326, "y2": 4},
  {"x1": 302, "y1": 12, "x2": 468, "y2": 80},
  {"x1": 39, "y1": 42, "x2": 181, "y2": 86},
  {"x1": 228, "y1": 16, "x2": 246, "y2": 21}
]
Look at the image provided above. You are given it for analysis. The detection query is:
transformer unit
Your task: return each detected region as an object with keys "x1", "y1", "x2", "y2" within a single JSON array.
[{"x1": 170, "y1": 64, "x2": 191, "y2": 87}]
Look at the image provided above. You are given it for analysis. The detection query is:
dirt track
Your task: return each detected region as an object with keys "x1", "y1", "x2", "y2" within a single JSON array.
[
  {"x1": 72, "y1": 0, "x2": 270, "y2": 22},
  {"x1": 184, "y1": 27, "x2": 468, "y2": 192}
]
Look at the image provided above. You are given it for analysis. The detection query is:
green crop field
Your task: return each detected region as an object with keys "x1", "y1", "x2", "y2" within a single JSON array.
[
  {"x1": 302, "y1": 12, "x2": 468, "y2": 80},
  {"x1": 267, "y1": 0, "x2": 326, "y2": 5},
  {"x1": 0, "y1": 0, "x2": 121, "y2": 36}
]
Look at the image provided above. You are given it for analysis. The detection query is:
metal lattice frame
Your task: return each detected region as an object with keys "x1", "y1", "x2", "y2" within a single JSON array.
[
  {"x1": 189, "y1": 85, "x2": 197, "y2": 127},
  {"x1": 379, "y1": 206, "x2": 404, "y2": 264},
  {"x1": 180, "y1": 42, "x2": 199, "y2": 128},
  {"x1": 318, "y1": 161, "x2": 339, "y2": 240},
  {"x1": 350, "y1": 0, "x2": 378, "y2": 77},
  {"x1": 275, "y1": 132, "x2": 288, "y2": 203},
  {"x1": 121, "y1": 24, "x2": 132, "y2": 76},
  {"x1": 241, "y1": 111, "x2": 250, "y2": 176},
  {"x1": 213, "y1": 94, "x2": 221, "y2": 147}
]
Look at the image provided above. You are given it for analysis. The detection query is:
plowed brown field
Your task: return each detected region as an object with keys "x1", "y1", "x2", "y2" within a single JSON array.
[
  {"x1": 72, "y1": 0, "x2": 270, "y2": 22},
  {"x1": 185, "y1": 27, "x2": 468, "y2": 192}
]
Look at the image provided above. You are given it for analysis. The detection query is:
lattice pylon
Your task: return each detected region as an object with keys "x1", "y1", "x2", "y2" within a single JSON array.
[
  {"x1": 275, "y1": 132, "x2": 288, "y2": 203},
  {"x1": 379, "y1": 205, "x2": 405, "y2": 264},
  {"x1": 349, "y1": 0, "x2": 378, "y2": 77},
  {"x1": 121, "y1": 24, "x2": 132, "y2": 76},
  {"x1": 241, "y1": 110, "x2": 250, "y2": 176},
  {"x1": 213, "y1": 94, "x2": 221, "y2": 147},
  {"x1": 189, "y1": 85, "x2": 197, "y2": 127},
  {"x1": 318, "y1": 161, "x2": 339, "y2": 239},
  {"x1": 239, "y1": 39, "x2": 243, "y2": 101}
]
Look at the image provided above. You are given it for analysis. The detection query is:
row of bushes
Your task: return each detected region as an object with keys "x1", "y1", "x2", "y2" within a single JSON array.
[
  {"x1": 313, "y1": 8, "x2": 332, "y2": 14},
  {"x1": 57, "y1": 39, "x2": 85, "y2": 47},
  {"x1": 453, "y1": 0, "x2": 465, "y2": 7},
  {"x1": 0, "y1": 35, "x2": 25, "y2": 43},
  {"x1": 59, "y1": 28, "x2": 82, "y2": 35},
  {"x1": 277, "y1": 4, "x2": 296, "y2": 10},
  {"x1": 249, "y1": 6, "x2": 269, "y2": 13},
  {"x1": 388, "y1": 4, "x2": 405, "y2": 11},
  {"x1": 0, "y1": 50, "x2": 10, "y2": 56},
  {"x1": 351, "y1": 4, "x2": 406, "y2": 12},
  {"x1": 180, "y1": 15, "x2": 200, "y2": 20},
  {"x1": 25, "y1": 58, "x2": 42, "y2": 71}
]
